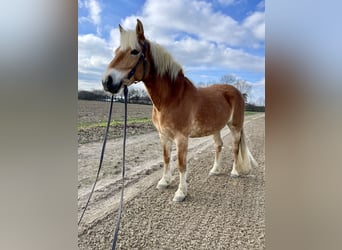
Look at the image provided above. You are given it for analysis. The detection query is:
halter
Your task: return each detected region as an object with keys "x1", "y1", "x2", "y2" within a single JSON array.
[{"x1": 127, "y1": 40, "x2": 147, "y2": 82}]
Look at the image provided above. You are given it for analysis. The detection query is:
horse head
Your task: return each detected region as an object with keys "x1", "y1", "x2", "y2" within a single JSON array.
[{"x1": 102, "y1": 19, "x2": 150, "y2": 94}]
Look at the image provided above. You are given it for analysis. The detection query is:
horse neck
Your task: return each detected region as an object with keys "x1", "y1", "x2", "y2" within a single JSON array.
[{"x1": 144, "y1": 72, "x2": 196, "y2": 111}]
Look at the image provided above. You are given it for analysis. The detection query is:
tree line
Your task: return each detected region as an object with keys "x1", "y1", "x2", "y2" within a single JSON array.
[{"x1": 78, "y1": 88, "x2": 152, "y2": 105}]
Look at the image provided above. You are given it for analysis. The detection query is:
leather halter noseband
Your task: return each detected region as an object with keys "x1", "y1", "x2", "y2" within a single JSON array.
[{"x1": 127, "y1": 40, "x2": 147, "y2": 82}]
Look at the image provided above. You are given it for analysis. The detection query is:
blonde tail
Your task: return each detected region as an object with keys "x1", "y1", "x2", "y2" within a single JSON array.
[{"x1": 237, "y1": 129, "x2": 257, "y2": 174}]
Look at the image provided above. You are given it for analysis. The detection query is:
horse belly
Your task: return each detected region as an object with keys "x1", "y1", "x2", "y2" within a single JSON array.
[
  {"x1": 189, "y1": 120, "x2": 224, "y2": 138},
  {"x1": 189, "y1": 105, "x2": 230, "y2": 138}
]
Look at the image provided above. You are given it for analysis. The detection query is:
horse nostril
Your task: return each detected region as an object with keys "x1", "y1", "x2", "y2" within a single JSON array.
[
  {"x1": 103, "y1": 75, "x2": 120, "y2": 93},
  {"x1": 107, "y1": 75, "x2": 113, "y2": 85},
  {"x1": 102, "y1": 75, "x2": 114, "y2": 90}
]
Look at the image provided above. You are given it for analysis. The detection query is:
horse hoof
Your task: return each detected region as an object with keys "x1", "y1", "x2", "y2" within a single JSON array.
[
  {"x1": 230, "y1": 170, "x2": 240, "y2": 178},
  {"x1": 156, "y1": 183, "x2": 168, "y2": 190},
  {"x1": 209, "y1": 170, "x2": 221, "y2": 176},
  {"x1": 173, "y1": 190, "x2": 186, "y2": 202},
  {"x1": 156, "y1": 179, "x2": 169, "y2": 190},
  {"x1": 230, "y1": 167, "x2": 240, "y2": 177}
]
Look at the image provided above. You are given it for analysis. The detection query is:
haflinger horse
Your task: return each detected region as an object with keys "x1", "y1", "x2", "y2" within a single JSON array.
[{"x1": 102, "y1": 19, "x2": 257, "y2": 202}]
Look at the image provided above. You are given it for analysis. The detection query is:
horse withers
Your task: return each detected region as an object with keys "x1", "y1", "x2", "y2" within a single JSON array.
[{"x1": 102, "y1": 19, "x2": 257, "y2": 202}]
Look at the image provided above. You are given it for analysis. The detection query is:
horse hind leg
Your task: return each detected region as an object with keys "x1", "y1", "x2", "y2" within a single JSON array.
[
  {"x1": 229, "y1": 126, "x2": 242, "y2": 177},
  {"x1": 156, "y1": 134, "x2": 172, "y2": 190},
  {"x1": 228, "y1": 125, "x2": 253, "y2": 177},
  {"x1": 209, "y1": 132, "x2": 223, "y2": 176}
]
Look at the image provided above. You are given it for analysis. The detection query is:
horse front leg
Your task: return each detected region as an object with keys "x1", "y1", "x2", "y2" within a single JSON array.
[
  {"x1": 173, "y1": 135, "x2": 188, "y2": 202},
  {"x1": 156, "y1": 134, "x2": 172, "y2": 189}
]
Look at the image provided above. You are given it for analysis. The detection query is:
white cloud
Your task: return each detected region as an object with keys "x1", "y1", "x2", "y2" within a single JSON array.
[
  {"x1": 78, "y1": 34, "x2": 113, "y2": 89},
  {"x1": 250, "y1": 76, "x2": 265, "y2": 86},
  {"x1": 248, "y1": 77, "x2": 265, "y2": 103},
  {"x1": 243, "y1": 11, "x2": 265, "y2": 41},
  {"x1": 78, "y1": 0, "x2": 102, "y2": 34},
  {"x1": 86, "y1": 0, "x2": 101, "y2": 26},
  {"x1": 115, "y1": 0, "x2": 264, "y2": 49},
  {"x1": 165, "y1": 37, "x2": 264, "y2": 72},
  {"x1": 137, "y1": 0, "x2": 255, "y2": 47}
]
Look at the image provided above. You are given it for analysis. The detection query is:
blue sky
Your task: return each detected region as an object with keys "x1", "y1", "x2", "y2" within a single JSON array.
[{"x1": 78, "y1": 0, "x2": 265, "y2": 104}]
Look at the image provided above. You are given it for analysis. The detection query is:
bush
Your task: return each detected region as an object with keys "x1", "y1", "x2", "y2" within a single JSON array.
[{"x1": 245, "y1": 103, "x2": 265, "y2": 112}]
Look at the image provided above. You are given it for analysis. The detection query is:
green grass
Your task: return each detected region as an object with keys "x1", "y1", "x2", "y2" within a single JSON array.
[{"x1": 78, "y1": 117, "x2": 152, "y2": 129}]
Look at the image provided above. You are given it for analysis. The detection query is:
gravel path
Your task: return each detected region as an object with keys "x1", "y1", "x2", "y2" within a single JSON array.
[{"x1": 78, "y1": 115, "x2": 265, "y2": 249}]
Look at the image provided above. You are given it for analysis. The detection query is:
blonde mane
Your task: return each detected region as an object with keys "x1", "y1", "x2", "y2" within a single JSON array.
[
  {"x1": 150, "y1": 42, "x2": 182, "y2": 82},
  {"x1": 119, "y1": 30, "x2": 182, "y2": 82}
]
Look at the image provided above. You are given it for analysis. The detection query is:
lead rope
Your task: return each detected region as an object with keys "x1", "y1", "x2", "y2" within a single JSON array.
[
  {"x1": 78, "y1": 87, "x2": 129, "y2": 250},
  {"x1": 78, "y1": 94, "x2": 114, "y2": 226},
  {"x1": 111, "y1": 85, "x2": 128, "y2": 250}
]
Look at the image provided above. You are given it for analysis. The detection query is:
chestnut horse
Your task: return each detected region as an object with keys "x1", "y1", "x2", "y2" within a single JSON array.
[{"x1": 102, "y1": 19, "x2": 257, "y2": 202}]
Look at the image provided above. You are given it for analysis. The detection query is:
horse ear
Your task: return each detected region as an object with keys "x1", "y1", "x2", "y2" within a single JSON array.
[
  {"x1": 136, "y1": 19, "x2": 145, "y2": 41},
  {"x1": 119, "y1": 24, "x2": 125, "y2": 33}
]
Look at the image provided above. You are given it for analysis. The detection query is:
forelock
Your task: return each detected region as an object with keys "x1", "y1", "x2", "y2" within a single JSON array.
[{"x1": 120, "y1": 30, "x2": 139, "y2": 51}]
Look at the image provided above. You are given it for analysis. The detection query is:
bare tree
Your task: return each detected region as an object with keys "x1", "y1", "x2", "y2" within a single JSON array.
[
  {"x1": 235, "y1": 79, "x2": 252, "y2": 99},
  {"x1": 220, "y1": 74, "x2": 252, "y2": 103},
  {"x1": 220, "y1": 74, "x2": 237, "y2": 85}
]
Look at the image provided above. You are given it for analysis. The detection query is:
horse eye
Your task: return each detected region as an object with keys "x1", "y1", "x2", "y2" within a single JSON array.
[{"x1": 131, "y1": 49, "x2": 139, "y2": 55}]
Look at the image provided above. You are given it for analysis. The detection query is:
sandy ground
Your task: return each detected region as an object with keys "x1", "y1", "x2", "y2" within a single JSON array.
[{"x1": 78, "y1": 114, "x2": 265, "y2": 249}]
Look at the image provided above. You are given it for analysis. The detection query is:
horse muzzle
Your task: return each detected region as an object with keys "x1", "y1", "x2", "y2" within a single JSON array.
[{"x1": 102, "y1": 75, "x2": 123, "y2": 94}]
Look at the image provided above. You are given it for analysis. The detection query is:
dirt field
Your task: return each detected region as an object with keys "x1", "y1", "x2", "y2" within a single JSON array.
[
  {"x1": 78, "y1": 100, "x2": 155, "y2": 144},
  {"x1": 78, "y1": 100, "x2": 265, "y2": 249}
]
